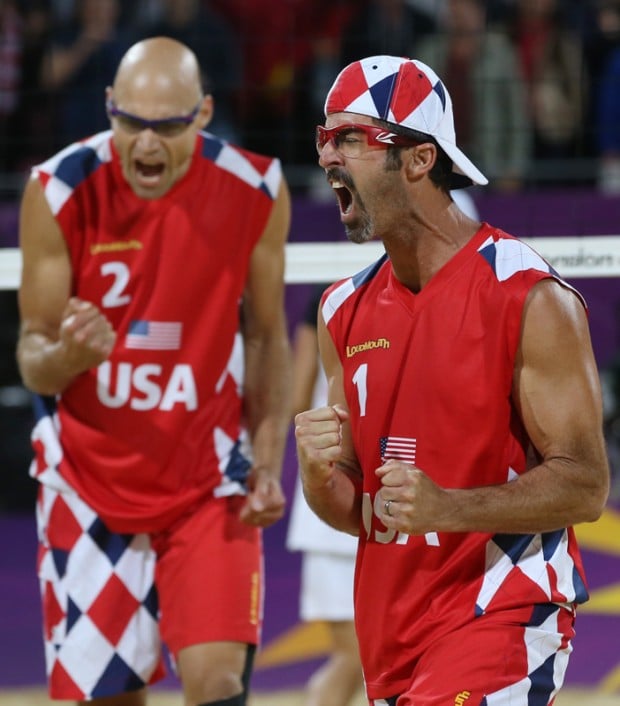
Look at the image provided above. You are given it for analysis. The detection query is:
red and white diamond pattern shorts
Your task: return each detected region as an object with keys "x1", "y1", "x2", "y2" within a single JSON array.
[{"x1": 36, "y1": 475, "x2": 262, "y2": 700}]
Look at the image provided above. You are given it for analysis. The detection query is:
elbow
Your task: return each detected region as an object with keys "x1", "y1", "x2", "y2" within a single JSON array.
[
  {"x1": 16, "y1": 361, "x2": 38, "y2": 395},
  {"x1": 19, "y1": 372, "x2": 61, "y2": 397},
  {"x1": 17, "y1": 358, "x2": 66, "y2": 397},
  {"x1": 582, "y1": 470, "x2": 611, "y2": 523},
  {"x1": 581, "y1": 505, "x2": 607, "y2": 525},
  {"x1": 587, "y1": 492, "x2": 611, "y2": 524}
]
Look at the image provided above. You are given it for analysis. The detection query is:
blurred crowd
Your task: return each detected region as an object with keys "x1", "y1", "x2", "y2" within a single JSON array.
[{"x1": 1, "y1": 0, "x2": 620, "y2": 195}]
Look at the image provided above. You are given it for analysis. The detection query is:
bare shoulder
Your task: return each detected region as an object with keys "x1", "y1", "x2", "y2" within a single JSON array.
[
  {"x1": 18, "y1": 173, "x2": 71, "y2": 330},
  {"x1": 521, "y1": 278, "x2": 590, "y2": 353},
  {"x1": 247, "y1": 177, "x2": 291, "y2": 286},
  {"x1": 19, "y1": 173, "x2": 66, "y2": 259},
  {"x1": 257, "y1": 176, "x2": 291, "y2": 250}
]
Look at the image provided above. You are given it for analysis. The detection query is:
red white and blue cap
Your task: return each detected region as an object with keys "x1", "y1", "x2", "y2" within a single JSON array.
[{"x1": 325, "y1": 55, "x2": 488, "y2": 187}]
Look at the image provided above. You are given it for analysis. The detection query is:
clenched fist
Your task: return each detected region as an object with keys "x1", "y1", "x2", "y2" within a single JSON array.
[{"x1": 58, "y1": 297, "x2": 117, "y2": 375}]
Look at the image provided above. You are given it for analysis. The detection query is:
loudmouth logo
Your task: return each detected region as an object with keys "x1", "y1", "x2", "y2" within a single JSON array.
[
  {"x1": 346, "y1": 338, "x2": 390, "y2": 357},
  {"x1": 376, "y1": 131, "x2": 397, "y2": 144},
  {"x1": 91, "y1": 240, "x2": 143, "y2": 254}
]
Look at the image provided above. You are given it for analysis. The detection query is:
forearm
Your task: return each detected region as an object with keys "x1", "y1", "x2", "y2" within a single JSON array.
[
  {"x1": 436, "y1": 458, "x2": 609, "y2": 535},
  {"x1": 300, "y1": 459, "x2": 362, "y2": 536},
  {"x1": 17, "y1": 299, "x2": 116, "y2": 395},
  {"x1": 244, "y1": 332, "x2": 292, "y2": 479}
]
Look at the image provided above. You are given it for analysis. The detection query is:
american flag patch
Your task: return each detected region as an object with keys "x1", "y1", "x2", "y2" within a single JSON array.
[
  {"x1": 380, "y1": 436, "x2": 417, "y2": 464},
  {"x1": 125, "y1": 320, "x2": 182, "y2": 350}
]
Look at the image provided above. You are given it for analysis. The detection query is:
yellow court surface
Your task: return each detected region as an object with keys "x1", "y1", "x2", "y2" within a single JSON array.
[{"x1": 0, "y1": 687, "x2": 619, "y2": 706}]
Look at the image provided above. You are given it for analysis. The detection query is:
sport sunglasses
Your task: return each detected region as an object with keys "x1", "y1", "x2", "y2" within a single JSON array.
[
  {"x1": 316, "y1": 123, "x2": 420, "y2": 158},
  {"x1": 106, "y1": 100, "x2": 201, "y2": 138}
]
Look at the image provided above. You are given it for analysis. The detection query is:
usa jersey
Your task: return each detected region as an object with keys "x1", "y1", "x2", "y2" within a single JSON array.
[
  {"x1": 322, "y1": 224, "x2": 589, "y2": 699},
  {"x1": 29, "y1": 130, "x2": 282, "y2": 533}
]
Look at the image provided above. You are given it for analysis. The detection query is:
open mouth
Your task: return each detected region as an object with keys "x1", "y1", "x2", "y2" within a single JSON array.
[
  {"x1": 328, "y1": 174, "x2": 354, "y2": 216},
  {"x1": 135, "y1": 160, "x2": 165, "y2": 181},
  {"x1": 333, "y1": 182, "x2": 353, "y2": 215}
]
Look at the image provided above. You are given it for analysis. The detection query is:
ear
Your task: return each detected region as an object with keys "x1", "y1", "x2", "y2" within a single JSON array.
[
  {"x1": 196, "y1": 94, "x2": 214, "y2": 130},
  {"x1": 404, "y1": 143, "x2": 437, "y2": 182}
]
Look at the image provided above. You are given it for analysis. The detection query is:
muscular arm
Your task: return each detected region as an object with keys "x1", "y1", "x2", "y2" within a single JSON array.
[
  {"x1": 16, "y1": 176, "x2": 116, "y2": 395},
  {"x1": 240, "y1": 179, "x2": 293, "y2": 526},
  {"x1": 497, "y1": 280, "x2": 609, "y2": 528},
  {"x1": 295, "y1": 308, "x2": 363, "y2": 535},
  {"x1": 378, "y1": 279, "x2": 610, "y2": 535}
]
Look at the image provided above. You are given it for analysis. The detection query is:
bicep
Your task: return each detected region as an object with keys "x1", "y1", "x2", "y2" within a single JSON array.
[
  {"x1": 513, "y1": 279, "x2": 607, "y2": 473},
  {"x1": 18, "y1": 176, "x2": 72, "y2": 340}
]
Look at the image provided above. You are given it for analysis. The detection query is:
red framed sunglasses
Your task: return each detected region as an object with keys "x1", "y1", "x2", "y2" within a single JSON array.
[{"x1": 316, "y1": 123, "x2": 420, "y2": 158}]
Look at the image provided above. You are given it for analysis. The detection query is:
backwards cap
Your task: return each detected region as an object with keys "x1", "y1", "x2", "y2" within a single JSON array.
[{"x1": 325, "y1": 55, "x2": 488, "y2": 187}]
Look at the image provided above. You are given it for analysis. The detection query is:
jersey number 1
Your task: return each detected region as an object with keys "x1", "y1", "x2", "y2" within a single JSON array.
[{"x1": 352, "y1": 363, "x2": 367, "y2": 416}]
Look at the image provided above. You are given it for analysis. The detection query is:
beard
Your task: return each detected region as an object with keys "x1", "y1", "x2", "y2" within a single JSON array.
[
  {"x1": 344, "y1": 209, "x2": 374, "y2": 244},
  {"x1": 326, "y1": 167, "x2": 375, "y2": 244}
]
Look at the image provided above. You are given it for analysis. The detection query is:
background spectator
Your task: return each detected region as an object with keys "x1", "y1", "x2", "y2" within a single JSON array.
[
  {"x1": 583, "y1": 0, "x2": 620, "y2": 192},
  {"x1": 0, "y1": 0, "x2": 53, "y2": 176},
  {"x1": 507, "y1": 0, "x2": 588, "y2": 184},
  {"x1": 0, "y1": 0, "x2": 24, "y2": 173},
  {"x1": 339, "y1": 0, "x2": 438, "y2": 69},
  {"x1": 301, "y1": 0, "x2": 357, "y2": 168},
  {"x1": 212, "y1": 0, "x2": 323, "y2": 163},
  {"x1": 0, "y1": 0, "x2": 617, "y2": 192},
  {"x1": 596, "y1": 44, "x2": 620, "y2": 192},
  {"x1": 39, "y1": 0, "x2": 135, "y2": 149},
  {"x1": 138, "y1": 0, "x2": 242, "y2": 142},
  {"x1": 584, "y1": 1, "x2": 620, "y2": 95},
  {"x1": 416, "y1": 0, "x2": 531, "y2": 191},
  {"x1": 12, "y1": 0, "x2": 52, "y2": 171}
]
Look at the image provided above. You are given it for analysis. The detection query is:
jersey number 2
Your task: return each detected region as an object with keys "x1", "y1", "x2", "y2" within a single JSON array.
[{"x1": 101, "y1": 261, "x2": 131, "y2": 308}]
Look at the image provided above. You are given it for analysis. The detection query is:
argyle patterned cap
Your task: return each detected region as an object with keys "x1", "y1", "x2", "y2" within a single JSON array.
[{"x1": 325, "y1": 55, "x2": 488, "y2": 187}]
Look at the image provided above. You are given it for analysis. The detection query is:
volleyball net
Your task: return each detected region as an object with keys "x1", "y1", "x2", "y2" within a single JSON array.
[{"x1": 1, "y1": 235, "x2": 620, "y2": 289}]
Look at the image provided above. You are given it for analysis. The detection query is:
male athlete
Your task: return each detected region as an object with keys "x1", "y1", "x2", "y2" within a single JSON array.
[
  {"x1": 17, "y1": 37, "x2": 292, "y2": 706},
  {"x1": 296, "y1": 55, "x2": 609, "y2": 705}
]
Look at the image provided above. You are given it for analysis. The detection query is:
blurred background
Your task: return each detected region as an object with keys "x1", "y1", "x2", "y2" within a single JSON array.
[{"x1": 0, "y1": 0, "x2": 619, "y2": 699}]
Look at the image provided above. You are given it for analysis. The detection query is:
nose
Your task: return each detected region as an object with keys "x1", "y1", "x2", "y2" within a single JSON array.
[
  {"x1": 135, "y1": 128, "x2": 160, "y2": 150},
  {"x1": 317, "y1": 139, "x2": 343, "y2": 169}
]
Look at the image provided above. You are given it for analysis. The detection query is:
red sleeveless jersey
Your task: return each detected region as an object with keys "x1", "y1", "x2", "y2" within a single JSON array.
[
  {"x1": 29, "y1": 131, "x2": 282, "y2": 533},
  {"x1": 322, "y1": 224, "x2": 589, "y2": 698}
]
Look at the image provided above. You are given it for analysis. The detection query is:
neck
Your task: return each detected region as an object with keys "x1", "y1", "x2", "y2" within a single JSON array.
[{"x1": 382, "y1": 199, "x2": 479, "y2": 292}]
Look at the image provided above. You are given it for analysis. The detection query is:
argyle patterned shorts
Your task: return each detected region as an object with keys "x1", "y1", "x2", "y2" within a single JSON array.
[{"x1": 36, "y1": 477, "x2": 166, "y2": 700}]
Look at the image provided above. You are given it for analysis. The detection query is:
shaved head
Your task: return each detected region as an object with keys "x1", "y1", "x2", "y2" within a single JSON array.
[
  {"x1": 112, "y1": 37, "x2": 203, "y2": 112},
  {"x1": 107, "y1": 36, "x2": 214, "y2": 199}
]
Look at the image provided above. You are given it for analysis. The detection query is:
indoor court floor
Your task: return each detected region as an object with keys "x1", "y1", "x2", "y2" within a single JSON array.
[{"x1": 0, "y1": 687, "x2": 619, "y2": 705}]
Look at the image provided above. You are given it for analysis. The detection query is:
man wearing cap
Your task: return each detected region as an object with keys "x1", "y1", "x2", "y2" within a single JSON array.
[{"x1": 295, "y1": 55, "x2": 609, "y2": 705}]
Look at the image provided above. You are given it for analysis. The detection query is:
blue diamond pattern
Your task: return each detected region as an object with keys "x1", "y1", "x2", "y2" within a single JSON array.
[
  {"x1": 55, "y1": 146, "x2": 102, "y2": 189},
  {"x1": 87, "y1": 518, "x2": 133, "y2": 566},
  {"x1": 91, "y1": 653, "x2": 146, "y2": 698}
]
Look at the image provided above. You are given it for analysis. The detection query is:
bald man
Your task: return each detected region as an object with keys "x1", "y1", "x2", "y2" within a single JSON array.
[{"x1": 17, "y1": 37, "x2": 292, "y2": 706}]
